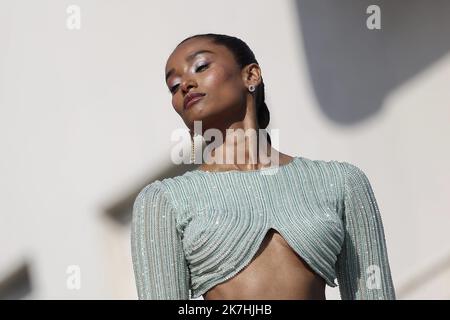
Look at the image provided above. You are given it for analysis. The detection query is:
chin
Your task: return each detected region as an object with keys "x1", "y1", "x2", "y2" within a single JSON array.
[{"x1": 184, "y1": 101, "x2": 210, "y2": 118}]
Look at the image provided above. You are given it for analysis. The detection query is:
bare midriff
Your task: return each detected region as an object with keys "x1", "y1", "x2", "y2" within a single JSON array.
[{"x1": 203, "y1": 229, "x2": 326, "y2": 300}]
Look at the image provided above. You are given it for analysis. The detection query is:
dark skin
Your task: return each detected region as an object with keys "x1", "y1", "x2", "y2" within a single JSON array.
[{"x1": 165, "y1": 37, "x2": 326, "y2": 300}]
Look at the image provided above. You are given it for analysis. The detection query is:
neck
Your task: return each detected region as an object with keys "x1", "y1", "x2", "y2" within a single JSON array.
[{"x1": 200, "y1": 127, "x2": 278, "y2": 171}]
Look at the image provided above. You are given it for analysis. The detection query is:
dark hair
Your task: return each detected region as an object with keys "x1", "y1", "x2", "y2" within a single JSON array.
[{"x1": 178, "y1": 33, "x2": 271, "y2": 145}]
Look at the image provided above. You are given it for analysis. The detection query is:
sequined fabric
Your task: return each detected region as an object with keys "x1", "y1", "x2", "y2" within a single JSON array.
[{"x1": 130, "y1": 156, "x2": 396, "y2": 300}]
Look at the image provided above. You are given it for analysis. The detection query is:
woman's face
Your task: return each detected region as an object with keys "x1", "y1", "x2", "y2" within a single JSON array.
[{"x1": 165, "y1": 37, "x2": 248, "y2": 132}]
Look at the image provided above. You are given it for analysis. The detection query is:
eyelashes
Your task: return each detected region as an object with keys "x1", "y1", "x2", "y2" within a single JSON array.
[
  {"x1": 169, "y1": 63, "x2": 210, "y2": 94},
  {"x1": 195, "y1": 63, "x2": 209, "y2": 72}
]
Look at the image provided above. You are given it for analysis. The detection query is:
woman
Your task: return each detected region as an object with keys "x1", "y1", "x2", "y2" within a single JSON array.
[{"x1": 131, "y1": 33, "x2": 396, "y2": 300}]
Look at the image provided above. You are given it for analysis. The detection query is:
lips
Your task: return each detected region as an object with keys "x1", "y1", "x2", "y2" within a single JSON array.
[{"x1": 184, "y1": 92, "x2": 205, "y2": 110}]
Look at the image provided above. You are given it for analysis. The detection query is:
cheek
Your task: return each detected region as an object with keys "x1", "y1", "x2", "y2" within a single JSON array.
[
  {"x1": 172, "y1": 95, "x2": 184, "y2": 114},
  {"x1": 203, "y1": 67, "x2": 228, "y2": 86},
  {"x1": 202, "y1": 66, "x2": 242, "y2": 99}
]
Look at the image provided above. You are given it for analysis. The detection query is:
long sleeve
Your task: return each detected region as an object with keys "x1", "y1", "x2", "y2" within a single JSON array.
[
  {"x1": 130, "y1": 181, "x2": 191, "y2": 299},
  {"x1": 335, "y1": 163, "x2": 396, "y2": 300}
]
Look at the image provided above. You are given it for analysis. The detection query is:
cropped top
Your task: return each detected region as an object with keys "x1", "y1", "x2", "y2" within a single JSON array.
[{"x1": 130, "y1": 156, "x2": 396, "y2": 300}]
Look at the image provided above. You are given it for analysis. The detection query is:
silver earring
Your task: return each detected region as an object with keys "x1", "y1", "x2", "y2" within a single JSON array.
[{"x1": 248, "y1": 84, "x2": 255, "y2": 92}]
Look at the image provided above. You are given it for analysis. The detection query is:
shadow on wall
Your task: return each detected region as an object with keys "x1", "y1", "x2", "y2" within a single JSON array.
[
  {"x1": 294, "y1": 0, "x2": 450, "y2": 124},
  {"x1": 105, "y1": 161, "x2": 198, "y2": 226},
  {"x1": 0, "y1": 262, "x2": 32, "y2": 300}
]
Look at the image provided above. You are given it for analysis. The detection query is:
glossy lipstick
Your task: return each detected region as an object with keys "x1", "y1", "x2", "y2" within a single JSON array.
[{"x1": 184, "y1": 92, "x2": 205, "y2": 110}]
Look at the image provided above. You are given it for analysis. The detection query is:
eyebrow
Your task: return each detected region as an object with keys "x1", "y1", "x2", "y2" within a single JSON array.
[{"x1": 165, "y1": 49, "x2": 214, "y2": 82}]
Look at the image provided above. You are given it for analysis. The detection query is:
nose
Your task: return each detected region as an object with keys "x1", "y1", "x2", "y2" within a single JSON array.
[{"x1": 180, "y1": 77, "x2": 197, "y2": 95}]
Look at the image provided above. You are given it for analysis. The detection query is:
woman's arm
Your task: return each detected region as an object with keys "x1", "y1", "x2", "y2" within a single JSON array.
[
  {"x1": 335, "y1": 162, "x2": 396, "y2": 300},
  {"x1": 131, "y1": 181, "x2": 191, "y2": 299}
]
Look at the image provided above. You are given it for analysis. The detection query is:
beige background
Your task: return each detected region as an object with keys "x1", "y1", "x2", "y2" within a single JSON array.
[{"x1": 0, "y1": 0, "x2": 449, "y2": 299}]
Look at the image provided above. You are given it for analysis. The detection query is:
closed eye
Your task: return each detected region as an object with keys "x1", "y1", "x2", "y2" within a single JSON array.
[
  {"x1": 195, "y1": 63, "x2": 209, "y2": 72},
  {"x1": 170, "y1": 84, "x2": 179, "y2": 94}
]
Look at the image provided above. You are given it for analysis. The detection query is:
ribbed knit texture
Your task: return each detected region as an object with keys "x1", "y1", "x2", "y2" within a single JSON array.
[{"x1": 131, "y1": 156, "x2": 396, "y2": 300}]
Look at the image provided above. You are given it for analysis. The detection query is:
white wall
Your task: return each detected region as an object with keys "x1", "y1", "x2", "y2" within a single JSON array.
[{"x1": 0, "y1": 0, "x2": 448, "y2": 299}]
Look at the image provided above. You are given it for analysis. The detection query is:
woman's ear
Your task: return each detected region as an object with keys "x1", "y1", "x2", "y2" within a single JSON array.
[{"x1": 242, "y1": 63, "x2": 262, "y2": 87}]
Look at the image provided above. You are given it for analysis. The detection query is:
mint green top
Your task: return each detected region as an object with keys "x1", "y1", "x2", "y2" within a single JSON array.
[{"x1": 131, "y1": 156, "x2": 396, "y2": 300}]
